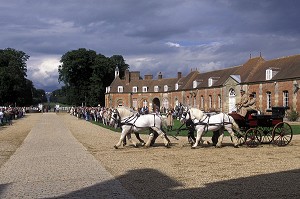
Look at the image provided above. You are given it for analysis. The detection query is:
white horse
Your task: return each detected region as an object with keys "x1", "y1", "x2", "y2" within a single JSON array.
[
  {"x1": 180, "y1": 107, "x2": 240, "y2": 148},
  {"x1": 111, "y1": 107, "x2": 170, "y2": 149}
]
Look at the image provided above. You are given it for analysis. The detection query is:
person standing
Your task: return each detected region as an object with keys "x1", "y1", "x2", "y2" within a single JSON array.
[{"x1": 166, "y1": 109, "x2": 174, "y2": 131}]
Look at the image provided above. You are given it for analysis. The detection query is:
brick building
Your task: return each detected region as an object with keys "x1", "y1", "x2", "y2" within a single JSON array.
[{"x1": 105, "y1": 54, "x2": 300, "y2": 114}]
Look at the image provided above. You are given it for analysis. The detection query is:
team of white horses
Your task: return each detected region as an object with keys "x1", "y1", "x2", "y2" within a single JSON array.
[{"x1": 110, "y1": 106, "x2": 242, "y2": 149}]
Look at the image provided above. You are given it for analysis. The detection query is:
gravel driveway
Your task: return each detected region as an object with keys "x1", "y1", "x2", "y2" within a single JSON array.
[{"x1": 1, "y1": 113, "x2": 299, "y2": 198}]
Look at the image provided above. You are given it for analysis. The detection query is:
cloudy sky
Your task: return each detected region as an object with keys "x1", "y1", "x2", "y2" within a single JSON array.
[{"x1": 1, "y1": 0, "x2": 300, "y2": 92}]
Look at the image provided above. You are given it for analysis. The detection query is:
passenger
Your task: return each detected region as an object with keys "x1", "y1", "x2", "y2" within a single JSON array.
[
  {"x1": 236, "y1": 90, "x2": 248, "y2": 113},
  {"x1": 240, "y1": 93, "x2": 257, "y2": 117}
]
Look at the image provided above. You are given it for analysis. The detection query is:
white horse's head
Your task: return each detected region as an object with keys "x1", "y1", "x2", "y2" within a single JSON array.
[
  {"x1": 110, "y1": 107, "x2": 135, "y2": 126},
  {"x1": 180, "y1": 107, "x2": 205, "y2": 123}
]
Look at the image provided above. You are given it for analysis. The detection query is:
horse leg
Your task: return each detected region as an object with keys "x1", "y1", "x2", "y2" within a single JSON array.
[
  {"x1": 146, "y1": 128, "x2": 159, "y2": 146},
  {"x1": 216, "y1": 128, "x2": 224, "y2": 148},
  {"x1": 123, "y1": 134, "x2": 127, "y2": 146},
  {"x1": 212, "y1": 130, "x2": 220, "y2": 146},
  {"x1": 226, "y1": 126, "x2": 239, "y2": 148},
  {"x1": 114, "y1": 129, "x2": 127, "y2": 149},
  {"x1": 134, "y1": 132, "x2": 145, "y2": 146},
  {"x1": 151, "y1": 127, "x2": 170, "y2": 147},
  {"x1": 191, "y1": 129, "x2": 204, "y2": 149},
  {"x1": 126, "y1": 133, "x2": 138, "y2": 148},
  {"x1": 144, "y1": 132, "x2": 154, "y2": 147}
]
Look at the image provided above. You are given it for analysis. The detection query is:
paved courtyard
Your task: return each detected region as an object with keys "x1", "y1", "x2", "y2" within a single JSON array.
[{"x1": 0, "y1": 113, "x2": 135, "y2": 199}]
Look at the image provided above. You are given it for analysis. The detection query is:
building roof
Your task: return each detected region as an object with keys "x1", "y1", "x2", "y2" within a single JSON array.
[{"x1": 108, "y1": 54, "x2": 300, "y2": 93}]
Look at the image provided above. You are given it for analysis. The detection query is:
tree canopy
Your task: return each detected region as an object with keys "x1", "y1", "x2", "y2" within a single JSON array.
[
  {"x1": 0, "y1": 48, "x2": 45, "y2": 106},
  {"x1": 58, "y1": 48, "x2": 129, "y2": 106}
]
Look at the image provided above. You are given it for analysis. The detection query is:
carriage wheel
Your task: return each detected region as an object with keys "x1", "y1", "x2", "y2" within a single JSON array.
[
  {"x1": 245, "y1": 128, "x2": 262, "y2": 147},
  {"x1": 272, "y1": 122, "x2": 293, "y2": 146},
  {"x1": 257, "y1": 126, "x2": 272, "y2": 144}
]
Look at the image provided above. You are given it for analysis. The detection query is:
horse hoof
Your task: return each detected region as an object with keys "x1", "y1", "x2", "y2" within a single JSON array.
[
  {"x1": 215, "y1": 145, "x2": 222, "y2": 148},
  {"x1": 141, "y1": 142, "x2": 145, "y2": 146},
  {"x1": 114, "y1": 145, "x2": 118, "y2": 149},
  {"x1": 134, "y1": 145, "x2": 138, "y2": 148},
  {"x1": 234, "y1": 145, "x2": 239, "y2": 148},
  {"x1": 191, "y1": 146, "x2": 196, "y2": 149}
]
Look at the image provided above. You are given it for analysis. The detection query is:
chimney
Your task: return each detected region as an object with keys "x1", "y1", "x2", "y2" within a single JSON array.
[
  {"x1": 144, "y1": 74, "x2": 153, "y2": 80},
  {"x1": 158, "y1": 72, "x2": 162, "y2": 79},
  {"x1": 177, "y1": 72, "x2": 182, "y2": 79},
  {"x1": 125, "y1": 69, "x2": 130, "y2": 84}
]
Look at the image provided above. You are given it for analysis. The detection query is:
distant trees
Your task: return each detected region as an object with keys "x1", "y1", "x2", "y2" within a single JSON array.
[
  {"x1": 0, "y1": 48, "x2": 45, "y2": 106},
  {"x1": 58, "y1": 48, "x2": 128, "y2": 106}
]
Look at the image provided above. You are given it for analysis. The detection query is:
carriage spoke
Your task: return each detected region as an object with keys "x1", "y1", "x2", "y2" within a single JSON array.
[
  {"x1": 245, "y1": 128, "x2": 261, "y2": 147},
  {"x1": 272, "y1": 122, "x2": 293, "y2": 147}
]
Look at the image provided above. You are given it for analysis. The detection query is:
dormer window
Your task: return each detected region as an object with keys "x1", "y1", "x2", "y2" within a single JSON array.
[
  {"x1": 193, "y1": 80, "x2": 197, "y2": 88},
  {"x1": 154, "y1": 86, "x2": 159, "y2": 92},
  {"x1": 106, "y1": 86, "x2": 111, "y2": 93},
  {"x1": 266, "y1": 69, "x2": 272, "y2": 80},
  {"x1": 266, "y1": 68, "x2": 279, "y2": 80},
  {"x1": 142, "y1": 86, "x2": 148, "y2": 92},
  {"x1": 193, "y1": 80, "x2": 202, "y2": 88},
  {"x1": 132, "y1": 86, "x2": 138, "y2": 93},
  {"x1": 175, "y1": 83, "x2": 179, "y2": 90},
  {"x1": 164, "y1": 85, "x2": 169, "y2": 92},
  {"x1": 117, "y1": 86, "x2": 123, "y2": 93},
  {"x1": 208, "y1": 77, "x2": 219, "y2": 87}
]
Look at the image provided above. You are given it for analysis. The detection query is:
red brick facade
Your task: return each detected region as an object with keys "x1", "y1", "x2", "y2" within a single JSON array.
[{"x1": 106, "y1": 55, "x2": 300, "y2": 114}]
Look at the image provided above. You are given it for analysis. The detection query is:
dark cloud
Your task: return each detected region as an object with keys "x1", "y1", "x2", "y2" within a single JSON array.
[{"x1": 1, "y1": 0, "x2": 300, "y2": 91}]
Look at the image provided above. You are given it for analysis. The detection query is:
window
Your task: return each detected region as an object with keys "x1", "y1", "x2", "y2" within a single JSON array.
[
  {"x1": 200, "y1": 96, "x2": 204, "y2": 109},
  {"x1": 132, "y1": 86, "x2": 137, "y2": 93},
  {"x1": 208, "y1": 77, "x2": 219, "y2": 87},
  {"x1": 218, "y1": 94, "x2": 222, "y2": 109},
  {"x1": 106, "y1": 86, "x2": 111, "y2": 93},
  {"x1": 209, "y1": 95, "x2": 212, "y2": 108},
  {"x1": 175, "y1": 83, "x2": 179, "y2": 90},
  {"x1": 193, "y1": 80, "x2": 197, "y2": 88},
  {"x1": 266, "y1": 69, "x2": 272, "y2": 80},
  {"x1": 283, "y1": 91, "x2": 289, "y2": 107},
  {"x1": 142, "y1": 86, "x2": 148, "y2": 92},
  {"x1": 154, "y1": 86, "x2": 159, "y2": 92},
  {"x1": 267, "y1": 91, "x2": 271, "y2": 109},
  {"x1": 164, "y1": 85, "x2": 168, "y2": 92},
  {"x1": 143, "y1": 99, "x2": 148, "y2": 107},
  {"x1": 208, "y1": 78, "x2": 213, "y2": 87},
  {"x1": 132, "y1": 98, "x2": 137, "y2": 109},
  {"x1": 117, "y1": 86, "x2": 123, "y2": 93},
  {"x1": 163, "y1": 98, "x2": 169, "y2": 110}
]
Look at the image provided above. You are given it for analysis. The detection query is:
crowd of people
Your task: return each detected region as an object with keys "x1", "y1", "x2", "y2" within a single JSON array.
[{"x1": 0, "y1": 106, "x2": 26, "y2": 126}]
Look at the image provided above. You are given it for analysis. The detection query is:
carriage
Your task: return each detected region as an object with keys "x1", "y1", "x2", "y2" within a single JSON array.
[{"x1": 229, "y1": 107, "x2": 293, "y2": 147}]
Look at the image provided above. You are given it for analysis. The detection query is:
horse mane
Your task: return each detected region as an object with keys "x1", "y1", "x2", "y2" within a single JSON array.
[
  {"x1": 116, "y1": 107, "x2": 135, "y2": 119},
  {"x1": 189, "y1": 108, "x2": 205, "y2": 120}
]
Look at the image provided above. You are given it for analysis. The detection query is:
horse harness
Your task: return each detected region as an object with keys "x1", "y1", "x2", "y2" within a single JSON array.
[
  {"x1": 113, "y1": 109, "x2": 160, "y2": 128},
  {"x1": 183, "y1": 109, "x2": 234, "y2": 133}
]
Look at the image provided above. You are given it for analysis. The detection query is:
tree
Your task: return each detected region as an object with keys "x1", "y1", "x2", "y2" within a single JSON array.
[
  {"x1": 58, "y1": 48, "x2": 129, "y2": 106},
  {"x1": 58, "y1": 48, "x2": 97, "y2": 106},
  {"x1": 0, "y1": 48, "x2": 31, "y2": 106}
]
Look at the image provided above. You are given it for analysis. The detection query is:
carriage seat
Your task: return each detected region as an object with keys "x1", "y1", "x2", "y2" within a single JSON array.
[{"x1": 245, "y1": 110, "x2": 258, "y2": 119}]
